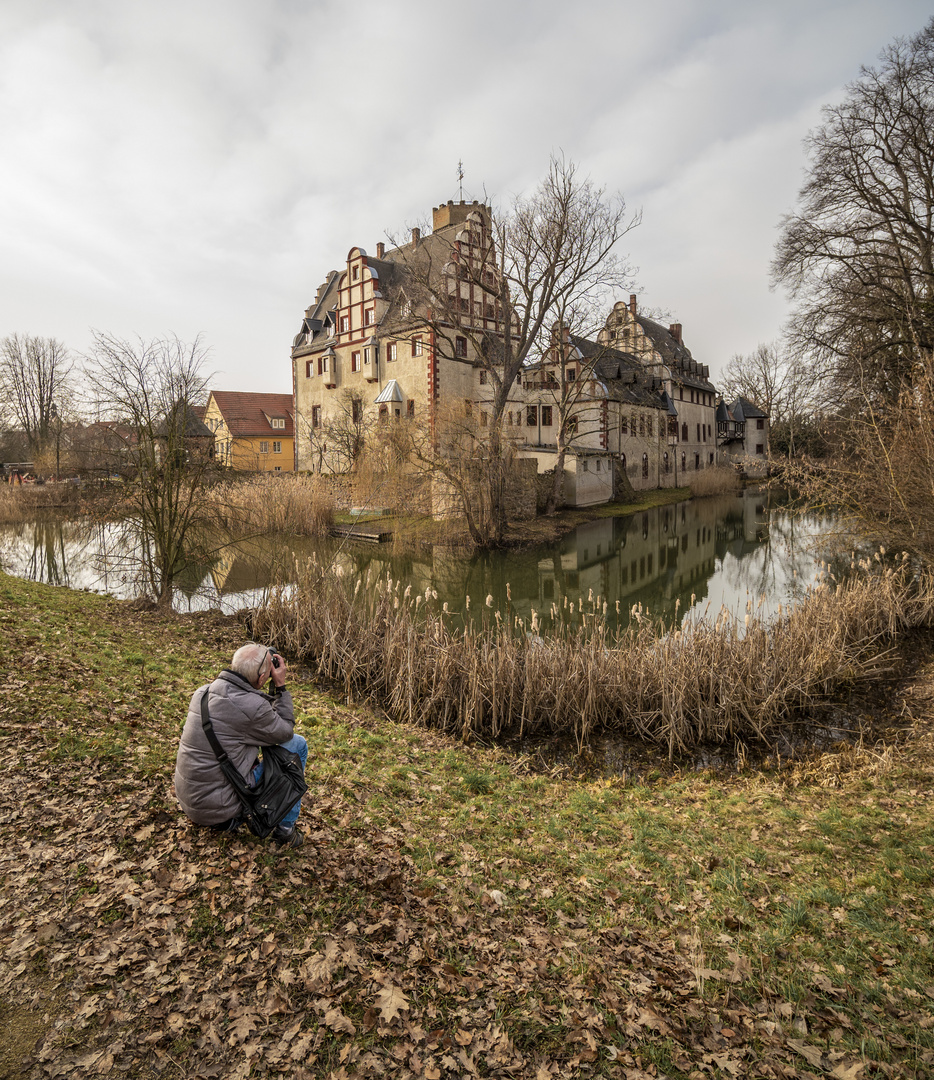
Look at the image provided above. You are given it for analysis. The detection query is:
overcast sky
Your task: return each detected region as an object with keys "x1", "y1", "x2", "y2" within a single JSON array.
[{"x1": 1, "y1": 0, "x2": 931, "y2": 394}]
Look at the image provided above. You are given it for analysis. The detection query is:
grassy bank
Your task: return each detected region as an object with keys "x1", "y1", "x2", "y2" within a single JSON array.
[{"x1": 1, "y1": 573, "x2": 932, "y2": 1079}]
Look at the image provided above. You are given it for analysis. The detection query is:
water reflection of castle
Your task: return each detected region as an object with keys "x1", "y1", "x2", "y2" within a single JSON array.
[
  {"x1": 528, "y1": 491, "x2": 769, "y2": 625},
  {"x1": 197, "y1": 489, "x2": 773, "y2": 626}
]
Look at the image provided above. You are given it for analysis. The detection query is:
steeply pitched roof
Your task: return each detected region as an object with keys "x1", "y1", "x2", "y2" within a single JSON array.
[
  {"x1": 728, "y1": 396, "x2": 768, "y2": 421},
  {"x1": 155, "y1": 402, "x2": 214, "y2": 440},
  {"x1": 566, "y1": 334, "x2": 667, "y2": 409},
  {"x1": 209, "y1": 392, "x2": 295, "y2": 438}
]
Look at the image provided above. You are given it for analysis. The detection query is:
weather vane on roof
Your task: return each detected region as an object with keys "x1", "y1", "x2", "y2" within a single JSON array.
[{"x1": 457, "y1": 160, "x2": 464, "y2": 201}]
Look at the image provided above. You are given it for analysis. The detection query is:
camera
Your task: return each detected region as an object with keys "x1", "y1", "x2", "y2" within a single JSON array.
[{"x1": 270, "y1": 653, "x2": 280, "y2": 669}]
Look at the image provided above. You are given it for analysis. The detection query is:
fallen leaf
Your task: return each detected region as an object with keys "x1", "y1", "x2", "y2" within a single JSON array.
[{"x1": 375, "y1": 984, "x2": 410, "y2": 1023}]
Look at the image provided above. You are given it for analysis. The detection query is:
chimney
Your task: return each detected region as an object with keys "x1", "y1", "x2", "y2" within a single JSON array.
[
  {"x1": 629, "y1": 294, "x2": 637, "y2": 316},
  {"x1": 411, "y1": 227, "x2": 421, "y2": 246},
  {"x1": 376, "y1": 242, "x2": 385, "y2": 259},
  {"x1": 669, "y1": 322, "x2": 682, "y2": 344}
]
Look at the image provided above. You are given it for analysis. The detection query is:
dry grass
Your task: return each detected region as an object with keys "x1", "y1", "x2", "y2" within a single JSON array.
[
  {"x1": 689, "y1": 465, "x2": 743, "y2": 498},
  {"x1": 205, "y1": 473, "x2": 334, "y2": 538},
  {"x1": 251, "y1": 550, "x2": 934, "y2": 752}
]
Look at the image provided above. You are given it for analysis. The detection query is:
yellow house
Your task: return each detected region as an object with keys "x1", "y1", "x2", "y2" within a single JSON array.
[{"x1": 203, "y1": 391, "x2": 295, "y2": 472}]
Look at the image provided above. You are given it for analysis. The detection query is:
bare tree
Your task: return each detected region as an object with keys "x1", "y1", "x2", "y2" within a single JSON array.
[
  {"x1": 82, "y1": 332, "x2": 214, "y2": 607},
  {"x1": 0, "y1": 334, "x2": 73, "y2": 464},
  {"x1": 322, "y1": 389, "x2": 373, "y2": 473},
  {"x1": 786, "y1": 354, "x2": 934, "y2": 563},
  {"x1": 393, "y1": 155, "x2": 640, "y2": 545},
  {"x1": 773, "y1": 19, "x2": 934, "y2": 405}
]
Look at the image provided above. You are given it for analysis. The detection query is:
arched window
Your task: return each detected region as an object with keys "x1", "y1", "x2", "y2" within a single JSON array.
[
  {"x1": 663, "y1": 452, "x2": 670, "y2": 474},
  {"x1": 642, "y1": 453, "x2": 649, "y2": 478}
]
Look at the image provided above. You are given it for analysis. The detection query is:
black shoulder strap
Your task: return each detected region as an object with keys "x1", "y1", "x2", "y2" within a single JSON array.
[{"x1": 199, "y1": 686, "x2": 255, "y2": 810}]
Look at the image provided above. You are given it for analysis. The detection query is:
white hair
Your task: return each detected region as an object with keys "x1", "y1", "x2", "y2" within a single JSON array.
[{"x1": 231, "y1": 642, "x2": 271, "y2": 685}]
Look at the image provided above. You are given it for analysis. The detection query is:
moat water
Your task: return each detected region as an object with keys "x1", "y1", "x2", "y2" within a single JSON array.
[{"x1": 0, "y1": 487, "x2": 837, "y2": 633}]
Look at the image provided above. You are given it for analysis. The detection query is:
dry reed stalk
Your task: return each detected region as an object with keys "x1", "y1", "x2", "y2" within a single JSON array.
[
  {"x1": 249, "y1": 551, "x2": 934, "y2": 752},
  {"x1": 689, "y1": 467, "x2": 743, "y2": 498},
  {"x1": 205, "y1": 475, "x2": 334, "y2": 538}
]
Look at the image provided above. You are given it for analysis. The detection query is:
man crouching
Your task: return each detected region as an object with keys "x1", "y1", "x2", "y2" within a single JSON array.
[{"x1": 174, "y1": 643, "x2": 307, "y2": 848}]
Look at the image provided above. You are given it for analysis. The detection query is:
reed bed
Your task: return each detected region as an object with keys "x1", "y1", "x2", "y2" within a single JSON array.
[
  {"x1": 205, "y1": 474, "x2": 334, "y2": 538},
  {"x1": 0, "y1": 482, "x2": 86, "y2": 523},
  {"x1": 250, "y1": 551, "x2": 934, "y2": 752},
  {"x1": 688, "y1": 465, "x2": 743, "y2": 498}
]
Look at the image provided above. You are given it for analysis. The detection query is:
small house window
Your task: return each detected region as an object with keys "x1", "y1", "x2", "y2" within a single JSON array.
[
  {"x1": 412, "y1": 337, "x2": 423, "y2": 357},
  {"x1": 260, "y1": 441, "x2": 270, "y2": 454},
  {"x1": 756, "y1": 443, "x2": 764, "y2": 455},
  {"x1": 407, "y1": 400, "x2": 415, "y2": 418},
  {"x1": 339, "y1": 316, "x2": 349, "y2": 333},
  {"x1": 388, "y1": 342, "x2": 397, "y2": 361},
  {"x1": 364, "y1": 308, "x2": 375, "y2": 326},
  {"x1": 455, "y1": 335, "x2": 468, "y2": 358},
  {"x1": 273, "y1": 441, "x2": 282, "y2": 453},
  {"x1": 541, "y1": 406, "x2": 553, "y2": 426},
  {"x1": 582, "y1": 460, "x2": 589, "y2": 472},
  {"x1": 318, "y1": 355, "x2": 328, "y2": 376},
  {"x1": 311, "y1": 406, "x2": 321, "y2": 428},
  {"x1": 526, "y1": 406, "x2": 538, "y2": 427},
  {"x1": 642, "y1": 453, "x2": 649, "y2": 478},
  {"x1": 479, "y1": 369, "x2": 487, "y2": 385},
  {"x1": 352, "y1": 400, "x2": 362, "y2": 423},
  {"x1": 757, "y1": 418, "x2": 765, "y2": 430},
  {"x1": 351, "y1": 351, "x2": 361, "y2": 372}
]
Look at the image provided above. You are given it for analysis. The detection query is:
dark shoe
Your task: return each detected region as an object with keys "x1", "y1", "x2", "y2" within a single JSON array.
[{"x1": 272, "y1": 825, "x2": 304, "y2": 849}]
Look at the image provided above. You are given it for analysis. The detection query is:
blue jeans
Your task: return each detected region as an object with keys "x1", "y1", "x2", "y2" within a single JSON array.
[{"x1": 250, "y1": 733, "x2": 308, "y2": 831}]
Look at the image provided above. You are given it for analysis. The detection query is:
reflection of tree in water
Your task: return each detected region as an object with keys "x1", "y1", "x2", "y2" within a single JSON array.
[
  {"x1": 0, "y1": 517, "x2": 101, "y2": 588},
  {"x1": 720, "y1": 499, "x2": 828, "y2": 610}
]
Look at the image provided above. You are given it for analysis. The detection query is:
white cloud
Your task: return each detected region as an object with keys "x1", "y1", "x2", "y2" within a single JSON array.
[{"x1": 0, "y1": 0, "x2": 932, "y2": 389}]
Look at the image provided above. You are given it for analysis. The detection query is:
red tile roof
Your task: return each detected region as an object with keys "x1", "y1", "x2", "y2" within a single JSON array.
[{"x1": 209, "y1": 391, "x2": 294, "y2": 438}]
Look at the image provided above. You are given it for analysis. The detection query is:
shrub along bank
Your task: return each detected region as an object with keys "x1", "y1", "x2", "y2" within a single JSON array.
[{"x1": 0, "y1": 573, "x2": 932, "y2": 1078}]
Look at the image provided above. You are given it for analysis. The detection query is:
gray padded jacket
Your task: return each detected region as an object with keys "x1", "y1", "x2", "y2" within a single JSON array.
[{"x1": 174, "y1": 669, "x2": 295, "y2": 825}]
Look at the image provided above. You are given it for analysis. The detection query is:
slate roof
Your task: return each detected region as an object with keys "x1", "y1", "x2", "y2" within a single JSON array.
[
  {"x1": 727, "y1": 396, "x2": 768, "y2": 421},
  {"x1": 209, "y1": 392, "x2": 295, "y2": 438},
  {"x1": 633, "y1": 315, "x2": 713, "y2": 389},
  {"x1": 566, "y1": 334, "x2": 667, "y2": 409},
  {"x1": 292, "y1": 217, "x2": 487, "y2": 355},
  {"x1": 154, "y1": 402, "x2": 214, "y2": 440}
]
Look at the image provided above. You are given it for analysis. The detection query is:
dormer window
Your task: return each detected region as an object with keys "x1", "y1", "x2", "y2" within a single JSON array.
[
  {"x1": 352, "y1": 265, "x2": 359, "y2": 281},
  {"x1": 271, "y1": 418, "x2": 286, "y2": 429}
]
